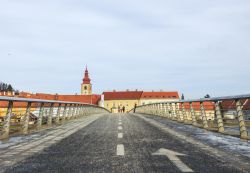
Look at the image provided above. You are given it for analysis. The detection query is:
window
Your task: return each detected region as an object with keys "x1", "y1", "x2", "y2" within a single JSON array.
[{"x1": 84, "y1": 86, "x2": 87, "y2": 90}]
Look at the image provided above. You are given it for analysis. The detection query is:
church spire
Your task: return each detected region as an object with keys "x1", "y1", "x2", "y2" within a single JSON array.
[{"x1": 83, "y1": 66, "x2": 91, "y2": 84}]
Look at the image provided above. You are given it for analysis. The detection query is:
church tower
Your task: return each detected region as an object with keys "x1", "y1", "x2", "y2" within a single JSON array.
[{"x1": 81, "y1": 67, "x2": 92, "y2": 95}]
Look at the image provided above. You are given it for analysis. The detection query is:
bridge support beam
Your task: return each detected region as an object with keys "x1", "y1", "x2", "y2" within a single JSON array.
[
  {"x1": 21, "y1": 102, "x2": 31, "y2": 135},
  {"x1": 1, "y1": 101, "x2": 13, "y2": 139},
  {"x1": 36, "y1": 103, "x2": 44, "y2": 129},
  {"x1": 235, "y1": 99, "x2": 248, "y2": 140},
  {"x1": 67, "y1": 104, "x2": 73, "y2": 119},
  {"x1": 181, "y1": 103, "x2": 189, "y2": 124},
  {"x1": 163, "y1": 103, "x2": 168, "y2": 117},
  {"x1": 190, "y1": 102, "x2": 197, "y2": 126},
  {"x1": 47, "y1": 103, "x2": 54, "y2": 126},
  {"x1": 167, "y1": 103, "x2": 171, "y2": 119},
  {"x1": 55, "y1": 103, "x2": 62, "y2": 124},
  {"x1": 200, "y1": 102, "x2": 209, "y2": 129},
  {"x1": 176, "y1": 103, "x2": 183, "y2": 122},
  {"x1": 215, "y1": 101, "x2": 224, "y2": 133},
  {"x1": 159, "y1": 103, "x2": 163, "y2": 116},
  {"x1": 73, "y1": 104, "x2": 77, "y2": 119},
  {"x1": 62, "y1": 104, "x2": 67, "y2": 122},
  {"x1": 170, "y1": 103, "x2": 175, "y2": 120}
]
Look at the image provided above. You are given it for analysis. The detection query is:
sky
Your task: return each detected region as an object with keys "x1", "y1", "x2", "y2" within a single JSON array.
[{"x1": 0, "y1": 0, "x2": 250, "y2": 99}]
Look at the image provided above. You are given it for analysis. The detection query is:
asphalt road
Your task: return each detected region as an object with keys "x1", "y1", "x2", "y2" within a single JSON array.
[{"x1": 4, "y1": 113, "x2": 247, "y2": 173}]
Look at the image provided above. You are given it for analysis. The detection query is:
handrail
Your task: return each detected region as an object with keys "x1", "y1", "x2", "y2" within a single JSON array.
[
  {"x1": 0, "y1": 96, "x2": 97, "y2": 107},
  {"x1": 134, "y1": 94, "x2": 250, "y2": 109},
  {"x1": 0, "y1": 96, "x2": 110, "y2": 139},
  {"x1": 130, "y1": 94, "x2": 250, "y2": 140}
]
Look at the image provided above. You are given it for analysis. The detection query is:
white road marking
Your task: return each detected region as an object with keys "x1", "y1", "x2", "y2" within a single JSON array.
[
  {"x1": 152, "y1": 148, "x2": 193, "y2": 172},
  {"x1": 118, "y1": 133, "x2": 123, "y2": 139},
  {"x1": 118, "y1": 126, "x2": 123, "y2": 130},
  {"x1": 117, "y1": 144, "x2": 125, "y2": 156},
  {"x1": 118, "y1": 122, "x2": 122, "y2": 125}
]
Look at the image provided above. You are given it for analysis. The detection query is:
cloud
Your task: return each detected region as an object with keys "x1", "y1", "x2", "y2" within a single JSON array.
[{"x1": 0, "y1": 0, "x2": 250, "y2": 98}]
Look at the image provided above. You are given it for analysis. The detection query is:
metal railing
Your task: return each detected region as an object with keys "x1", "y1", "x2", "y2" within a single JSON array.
[
  {"x1": 0, "y1": 96, "x2": 109, "y2": 139},
  {"x1": 130, "y1": 94, "x2": 250, "y2": 140}
]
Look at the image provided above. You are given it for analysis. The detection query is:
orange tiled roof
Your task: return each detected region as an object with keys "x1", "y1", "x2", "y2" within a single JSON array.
[
  {"x1": 103, "y1": 91, "x2": 143, "y2": 100},
  {"x1": 182, "y1": 102, "x2": 215, "y2": 110},
  {"x1": 141, "y1": 92, "x2": 179, "y2": 99}
]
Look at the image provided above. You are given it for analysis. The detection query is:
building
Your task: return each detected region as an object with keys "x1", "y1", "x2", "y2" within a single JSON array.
[
  {"x1": 81, "y1": 67, "x2": 92, "y2": 95},
  {"x1": 139, "y1": 91, "x2": 179, "y2": 105},
  {"x1": 103, "y1": 91, "x2": 143, "y2": 113},
  {"x1": 16, "y1": 67, "x2": 98, "y2": 104},
  {"x1": 102, "y1": 90, "x2": 180, "y2": 113}
]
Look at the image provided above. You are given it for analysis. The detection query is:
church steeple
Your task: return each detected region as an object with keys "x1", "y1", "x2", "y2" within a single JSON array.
[
  {"x1": 83, "y1": 66, "x2": 91, "y2": 84},
  {"x1": 81, "y1": 66, "x2": 92, "y2": 95}
]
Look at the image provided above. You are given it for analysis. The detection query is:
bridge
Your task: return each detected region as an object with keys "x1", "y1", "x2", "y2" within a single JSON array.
[{"x1": 0, "y1": 95, "x2": 250, "y2": 173}]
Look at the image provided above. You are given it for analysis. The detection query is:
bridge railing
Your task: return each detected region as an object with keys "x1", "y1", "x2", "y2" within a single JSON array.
[
  {"x1": 130, "y1": 94, "x2": 250, "y2": 140},
  {"x1": 0, "y1": 96, "x2": 109, "y2": 139}
]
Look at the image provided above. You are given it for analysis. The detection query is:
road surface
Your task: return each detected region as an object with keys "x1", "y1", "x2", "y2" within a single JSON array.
[{"x1": 2, "y1": 113, "x2": 249, "y2": 173}]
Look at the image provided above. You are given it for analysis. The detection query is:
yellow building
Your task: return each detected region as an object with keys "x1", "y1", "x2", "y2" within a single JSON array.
[
  {"x1": 103, "y1": 91, "x2": 142, "y2": 113},
  {"x1": 102, "y1": 91, "x2": 180, "y2": 113}
]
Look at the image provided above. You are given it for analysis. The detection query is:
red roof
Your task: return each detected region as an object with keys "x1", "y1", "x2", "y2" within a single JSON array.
[
  {"x1": 141, "y1": 92, "x2": 179, "y2": 99},
  {"x1": 182, "y1": 102, "x2": 215, "y2": 110},
  {"x1": 103, "y1": 91, "x2": 143, "y2": 100},
  {"x1": 17, "y1": 92, "x2": 100, "y2": 105}
]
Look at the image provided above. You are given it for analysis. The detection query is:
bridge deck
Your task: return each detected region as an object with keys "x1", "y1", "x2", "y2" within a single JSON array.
[{"x1": 1, "y1": 113, "x2": 250, "y2": 173}]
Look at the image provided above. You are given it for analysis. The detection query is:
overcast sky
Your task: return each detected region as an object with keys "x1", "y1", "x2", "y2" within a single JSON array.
[{"x1": 0, "y1": 0, "x2": 250, "y2": 98}]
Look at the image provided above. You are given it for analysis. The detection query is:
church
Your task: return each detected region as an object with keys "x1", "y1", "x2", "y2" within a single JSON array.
[
  {"x1": 9, "y1": 67, "x2": 180, "y2": 112},
  {"x1": 16, "y1": 67, "x2": 100, "y2": 105}
]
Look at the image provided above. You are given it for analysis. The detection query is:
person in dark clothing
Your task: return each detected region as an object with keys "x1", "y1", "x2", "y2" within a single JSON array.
[
  {"x1": 133, "y1": 104, "x2": 137, "y2": 113},
  {"x1": 122, "y1": 106, "x2": 125, "y2": 113}
]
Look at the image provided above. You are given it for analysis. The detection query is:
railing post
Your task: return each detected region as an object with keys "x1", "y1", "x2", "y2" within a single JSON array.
[
  {"x1": 215, "y1": 101, "x2": 225, "y2": 133},
  {"x1": 152, "y1": 104, "x2": 155, "y2": 115},
  {"x1": 190, "y1": 102, "x2": 197, "y2": 126},
  {"x1": 160, "y1": 103, "x2": 164, "y2": 116},
  {"x1": 151, "y1": 104, "x2": 155, "y2": 115},
  {"x1": 235, "y1": 99, "x2": 248, "y2": 139},
  {"x1": 200, "y1": 102, "x2": 209, "y2": 129},
  {"x1": 163, "y1": 103, "x2": 167, "y2": 117},
  {"x1": 1, "y1": 101, "x2": 13, "y2": 139},
  {"x1": 21, "y1": 102, "x2": 31, "y2": 134},
  {"x1": 167, "y1": 103, "x2": 171, "y2": 119},
  {"x1": 158, "y1": 103, "x2": 162, "y2": 116},
  {"x1": 175, "y1": 103, "x2": 182, "y2": 122},
  {"x1": 47, "y1": 103, "x2": 54, "y2": 126},
  {"x1": 76, "y1": 104, "x2": 79, "y2": 118},
  {"x1": 170, "y1": 103, "x2": 175, "y2": 120},
  {"x1": 80, "y1": 106, "x2": 84, "y2": 116},
  {"x1": 157, "y1": 103, "x2": 160, "y2": 116},
  {"x1": 55, "y1": 103, "x2": 62, "y2": 124},
  {"x1": 62, "y1": 104, "x2": 67, "y2": 122},
  {"x1": 75, "y1": 105, "x2": 80, "y2": 118},
  {"x1": 83, "y1": 106, "x2": 87, "y2": 116},
  {"x1": 72, "y1": 104, "x2": 77, "y2": 119},
  {"x1": 67, "y1": 104, "x2": 72, "y2": 119},
  {"x1": 181, "y1": 103, "x2": 189, "y2": 124},
  {"x1": 71, "y1": 104, "x2": 75, "y2": 118},
  {"x1": 36, "y1": 103, "x2": 44, "y2": 129},
  {"x1": 153, "y1": 104, "x2": 156, "y2": 115},
  {"x1": 85, "y1": 106, "x2": 89, "y2": 116}
]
